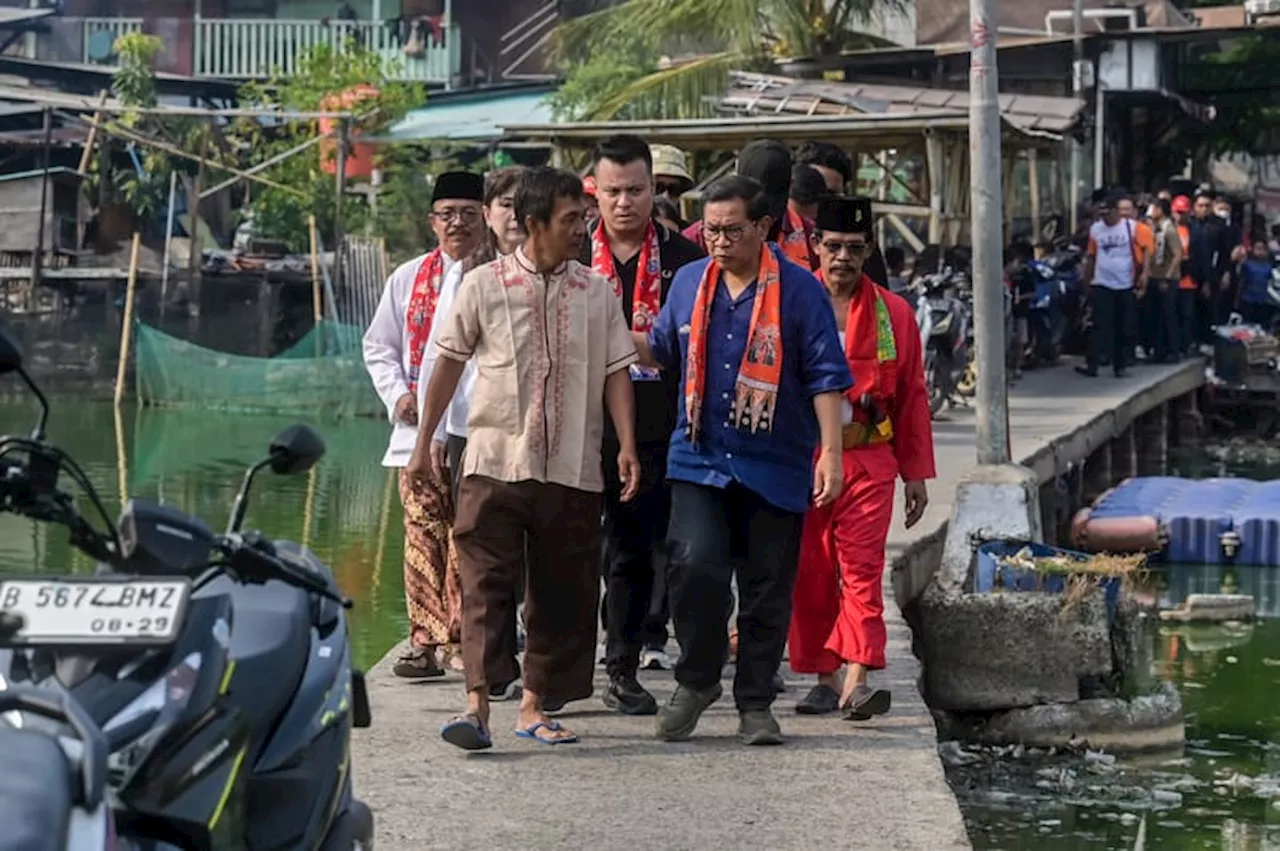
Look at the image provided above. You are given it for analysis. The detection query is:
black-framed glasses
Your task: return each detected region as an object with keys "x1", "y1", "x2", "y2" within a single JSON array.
[{"x1": 704, "y1": 223, "x2": 752, "y2": 244}]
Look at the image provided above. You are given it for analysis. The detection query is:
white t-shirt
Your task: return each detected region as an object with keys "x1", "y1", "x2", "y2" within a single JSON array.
[{"x1": 1088, "y1": 219, "x2": 1137, "y2": 291}]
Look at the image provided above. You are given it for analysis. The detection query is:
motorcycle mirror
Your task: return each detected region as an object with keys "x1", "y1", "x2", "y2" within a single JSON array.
[
  {"x1": 267, "y1": 424, "x2": 326, "y2": 476},
  {"x1": 0, "y1": 326, "x2": 23, "y2": 374}
]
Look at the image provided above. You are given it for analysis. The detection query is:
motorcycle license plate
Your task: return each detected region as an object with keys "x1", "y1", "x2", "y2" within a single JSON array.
[{"x1": 0, "y1": 577, "x2": 190, "y2": 646}]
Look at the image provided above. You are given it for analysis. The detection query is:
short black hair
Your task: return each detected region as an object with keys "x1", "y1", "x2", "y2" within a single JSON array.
[
  {"x1": 796, "y1": 141, "x2": 853, "y2": 184},
  {"x1": 884, "y1": 246, "x2": 905, "y2": 271},
  {"x1": 789, "y1": 164, "x2": 831, "y2": 205},
  {"x1": 593, "y1": 134, "x2": 653, "y2": 172},
  {"x1": 702, "y1": 174, "x2": 771, "y2": 221},
  {"x1": 515, "y1": 167, "x2": 584, "y2": 228},
  {"x1": 1153, "y1": 197, "x2": 1172, "y2": 217}
]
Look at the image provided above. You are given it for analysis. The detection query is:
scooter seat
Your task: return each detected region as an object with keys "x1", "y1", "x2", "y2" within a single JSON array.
[
  {"x1": 0, "y1": 728, "x2": 73, "y2": 851},
  {"x1": 204, "y1": 576, "x2": 311, "y2": 750}
]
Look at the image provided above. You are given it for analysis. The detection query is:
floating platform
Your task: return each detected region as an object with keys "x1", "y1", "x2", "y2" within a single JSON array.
[{"x1": 1071, "y1": 477, "x2": 1280, "y2": 566}]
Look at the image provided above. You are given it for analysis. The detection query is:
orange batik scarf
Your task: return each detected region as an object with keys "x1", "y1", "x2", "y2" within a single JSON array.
[
  {"x1": 779, "y1": 208, "x2": 816, "y2": 270},
  {"x1": 685, "y1": 244, "x2": 783, "y2": 447}
]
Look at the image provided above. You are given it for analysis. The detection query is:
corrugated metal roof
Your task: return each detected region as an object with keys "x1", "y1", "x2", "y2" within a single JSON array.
[
  {"x1": 382, "y1": 89, "x2": 554, "y2": 143},
  {"x1": 720, "y1": 72, "x2": 1084, "y2": 134}
]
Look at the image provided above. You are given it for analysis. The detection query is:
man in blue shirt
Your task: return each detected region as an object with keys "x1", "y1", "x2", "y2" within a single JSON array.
[{"x1": 633, "y1": 174, "x2": 852, "y2": 745}]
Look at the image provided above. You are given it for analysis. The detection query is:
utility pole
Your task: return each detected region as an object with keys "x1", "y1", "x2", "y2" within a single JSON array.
[
  {"x1": 1069, "y1": 0, "x2": 1085, "y2": 235},
  {"x1": 969, "y1": 0, "x2": 1009, "y2": 465}
]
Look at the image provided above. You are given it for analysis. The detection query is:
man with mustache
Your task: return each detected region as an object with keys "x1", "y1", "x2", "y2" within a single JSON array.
[
  {"x1": 789, "y1": 196, "x2": 935, "y2": 719},
  {"x1": 363, "y1": 170, "x2": 485, "y2": 679},
  {"x1": 588, "y1": 134, "x2": 703, "y2": 713}
]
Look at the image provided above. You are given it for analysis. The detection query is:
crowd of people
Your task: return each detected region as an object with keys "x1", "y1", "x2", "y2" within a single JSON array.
[
  {"x1": 1069, "y1": 185, "x2": 1269, "y2": 378},
  {"x1": 362, "y1": 135, "x2": 937, "y2": 750}
]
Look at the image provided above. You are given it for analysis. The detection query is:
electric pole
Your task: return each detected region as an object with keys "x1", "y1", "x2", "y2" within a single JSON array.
[
  {"x1": 1070, "y1": 0, "x2": 1085, "y2": 235},
  {"x1": 969, "y1": 0, "x2": 1009, "y2": 465}
]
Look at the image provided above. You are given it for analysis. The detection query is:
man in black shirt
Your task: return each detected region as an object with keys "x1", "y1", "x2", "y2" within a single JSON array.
[{"x1": 587, "y1": 134, "x2": 704, "y2": 715}]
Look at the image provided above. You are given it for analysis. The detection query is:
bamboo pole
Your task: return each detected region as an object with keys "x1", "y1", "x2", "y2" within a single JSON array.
[
  {"x1": 160, "y1": 170, "x2": 177, "y2": 320},
  {"x1": 75, "y1": 90, "x2": 110, "y2": 175},
  {"x1": 200, "y1": 134, "x2": 329, "y2": 200},
  {"x1": 62, "y1": 112, "x2": 307, "y2": 198},
  {"x1": 308, "y1": 215, "x2": 323, "y2": 325},
  {"x1": 113, "y1": 232, "x2": 141, "y2": 408},
  {"x1": 301, "y1": 466, "x2": 318, "y2": 549},
  {"x1": 371, "y1": 467, "x2": 396, "y2": 599},
  {"x1": 113, "y1": 403, "x2": 129, "y2": 509}
]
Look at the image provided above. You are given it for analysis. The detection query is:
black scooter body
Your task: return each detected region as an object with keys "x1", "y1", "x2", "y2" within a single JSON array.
[{"x1": 0, "y1": 531, "x2": 372, "y2": 851}]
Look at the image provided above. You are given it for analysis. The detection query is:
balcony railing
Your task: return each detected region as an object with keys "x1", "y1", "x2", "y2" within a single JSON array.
[{"x1": 79, "y1": 17, "x2": 459, "y2": 85}]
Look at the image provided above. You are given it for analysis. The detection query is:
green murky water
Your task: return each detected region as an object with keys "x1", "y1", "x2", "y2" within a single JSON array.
[
  {"x1": 958, "y1": 447, "x2": 1280, "y2": 850},
  {"x1": 0, "y1": 399, "x2": 407, "y2": 670}
]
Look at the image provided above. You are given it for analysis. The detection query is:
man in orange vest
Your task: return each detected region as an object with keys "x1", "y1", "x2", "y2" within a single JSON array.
[{"x1": 789, "y1": 196, "x2": 937, "y2": 718}]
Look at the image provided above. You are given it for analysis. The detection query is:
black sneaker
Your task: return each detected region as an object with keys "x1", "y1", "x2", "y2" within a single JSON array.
[{"x1": 603, "y1": 675, "x2": 659, "y2": 716}]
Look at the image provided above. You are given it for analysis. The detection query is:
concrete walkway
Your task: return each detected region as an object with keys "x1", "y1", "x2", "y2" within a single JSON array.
[{"x1": 352, "y1": 358, "x2": 1202, "y2": 851}]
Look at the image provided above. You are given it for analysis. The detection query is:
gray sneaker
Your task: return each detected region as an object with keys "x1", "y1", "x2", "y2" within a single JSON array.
[
  {"x1": 739, "y1": 709, "x2": 784, "y2": 746},
  {"x1": 655, "y1": 682, "x2": 722, "y2": 742}
]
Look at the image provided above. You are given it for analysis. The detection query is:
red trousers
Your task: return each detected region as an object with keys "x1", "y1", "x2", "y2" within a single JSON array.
[{"x1": 788, "y1": 447, "x2": 896, "y2": 674}]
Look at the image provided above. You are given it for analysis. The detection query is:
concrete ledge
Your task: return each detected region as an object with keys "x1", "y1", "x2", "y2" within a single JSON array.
[{"x1": 939, "y1": 682, "x2": 1185, "y2": 753}]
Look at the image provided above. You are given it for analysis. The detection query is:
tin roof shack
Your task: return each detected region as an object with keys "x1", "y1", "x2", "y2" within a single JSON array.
[{"x1": 0, "y1": 166, "x2": 85, "y2": 256}]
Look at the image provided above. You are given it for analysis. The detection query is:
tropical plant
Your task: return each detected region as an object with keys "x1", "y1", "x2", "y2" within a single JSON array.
[
  {"x1": 233, "y1": 42, "x2": 428, "y2": 254},
  {"x1": 96, "y1": 32, "x2": 202, "y2": 220},
  {"x1": 550, "y1": 0, "x2": 904, "y2": 120}
]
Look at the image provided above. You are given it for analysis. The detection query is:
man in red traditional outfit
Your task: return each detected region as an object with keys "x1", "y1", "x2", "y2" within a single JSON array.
[{"x1": 789, "y1": 196, "x2": 936, "y2": 719}]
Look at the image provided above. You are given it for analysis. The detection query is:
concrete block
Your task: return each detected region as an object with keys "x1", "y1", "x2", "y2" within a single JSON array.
[
  {"x1": 917, "y1": 584, "x2": 1112, "y2": 712},
  {"x1": 964, "y1": 681, "x2": 1185, "y2": 753},
  {"x1": 938, "y1": 463, "x2": 1042, "y2": 594},
  {"x1": 1159, "y1": 593, "x2": 1256, "y2": 623}
]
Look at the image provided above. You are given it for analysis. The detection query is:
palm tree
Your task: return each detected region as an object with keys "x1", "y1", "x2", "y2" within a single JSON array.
[{"x1": 552, "y1": 0, "x2": 905, "y2": 120}]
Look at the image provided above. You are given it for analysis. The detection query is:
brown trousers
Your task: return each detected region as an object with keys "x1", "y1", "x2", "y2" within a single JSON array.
[
  {"x1": 453, "y1": 474, "x2": 602, "y2": 699},
  {"x1": 397, "y1": 469, "x2": 462, "y2": 649}
]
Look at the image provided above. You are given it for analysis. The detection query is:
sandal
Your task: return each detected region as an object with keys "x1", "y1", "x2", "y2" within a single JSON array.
[
  {"x1": 393, "y1": 646, "x2": 445, "y2": 680},
  {"x1": 842, "y1": 686, "x2": 892, "y2": 721},
  {"x1": 441, "y1": 713, "x2": 492, "y2": 751},
  {"x1": 439, "y1": 644, "x2": 466, "y2": 673},
  {"x1": 515, "y1": 720, "x2": 579, "y2": 745}
]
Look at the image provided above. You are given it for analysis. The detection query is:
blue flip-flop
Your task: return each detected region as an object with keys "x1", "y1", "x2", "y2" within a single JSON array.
[
  {"x1": 441, "y1": 713, "x2": 492, "y2": 751},
  {"x1": 515, "y1": 720, "x2": 579, "y2": 745}
]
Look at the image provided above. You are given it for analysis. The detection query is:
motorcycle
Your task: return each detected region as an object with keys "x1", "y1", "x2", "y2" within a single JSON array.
[
  {"x1": 1021, "y1": 259, "x2": 1071, "y2": 368},
  {"x1": 0, "y1": 328, "x2": 374, "y2": 851},
  {"x1": 0, "y1": 684, "x2": 118, "y2": 850},
  {"x1": 918, "y1": 268, "x2": 970, "y2": 414}
]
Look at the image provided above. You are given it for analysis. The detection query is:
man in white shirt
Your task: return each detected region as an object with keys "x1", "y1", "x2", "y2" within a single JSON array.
[
  {"x1": 1076, "y1": 191, "x2": 1150, "y2": 378},
  {"x1": 362, "y1": 170, "x2": 485, "y2": 679}
]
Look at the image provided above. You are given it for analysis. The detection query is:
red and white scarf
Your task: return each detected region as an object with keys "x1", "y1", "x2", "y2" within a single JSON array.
[
  {"x1": 590, "y1": 220, "x2": 663, "y2": 333},
  {"x1": 404, "y1": 248, "x2": 445, "y2": 394}
]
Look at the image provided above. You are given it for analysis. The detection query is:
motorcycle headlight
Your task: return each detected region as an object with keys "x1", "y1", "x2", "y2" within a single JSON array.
[{"x1": 105, "y1": 653, "x2": 201, "y2": 779}]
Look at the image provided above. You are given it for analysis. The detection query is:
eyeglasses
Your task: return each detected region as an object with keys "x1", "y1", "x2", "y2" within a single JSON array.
[
  {"x1": 703, "y1": 223, "x2": 752, "y2": 244},
  {"x1": 432, "y1": 208, "x2": 481, "y2": 225},
  {"x1": 820, "y1": 240, "x2": 867, "y2": 257}
]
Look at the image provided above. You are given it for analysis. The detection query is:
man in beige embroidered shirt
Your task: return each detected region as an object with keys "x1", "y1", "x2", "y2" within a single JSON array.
[{"x1": 409, "y1": 166, "x2": 641, "y2": 750}]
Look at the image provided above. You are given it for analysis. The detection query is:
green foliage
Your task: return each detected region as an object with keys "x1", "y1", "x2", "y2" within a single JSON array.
[
  {"x1": 551, "y1": 0, "x2": 902, "y2": 120},
  {"x1": 100, "y1": 33, "x2": 202, "y2": 220},
  {"x1": 1183, "y1": 34, "x2": 1280, "y2": 156},
  {"x1": 233, "y1": 42, "x2": 429, "y2": 255}
]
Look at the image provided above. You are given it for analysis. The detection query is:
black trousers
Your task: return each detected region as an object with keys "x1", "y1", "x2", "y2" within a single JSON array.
[
  {"x1": 1177, "y1": 288, "x2": 1198, "y2": 354},
  {"x1": 666, "y1": 481, "x2": 804, "y2": 712},
  {"x1": 601, "y1": 444, "x2": 671, "y2": 678},
  {"x1": 1144, "y1": 280, "x2": 1180, "y2": 362},
  {"x1": 1087, "y1": 286, "x2": 1137, "y2": 374}
]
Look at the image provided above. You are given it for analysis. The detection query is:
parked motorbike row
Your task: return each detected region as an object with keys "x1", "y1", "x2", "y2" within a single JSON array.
[
  {"x1": 904, "y1": 243, "x2": 1085, "y2": 416},
  {"x1": 0, "y1": 329, "x2": 374, "y2": 851}
]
